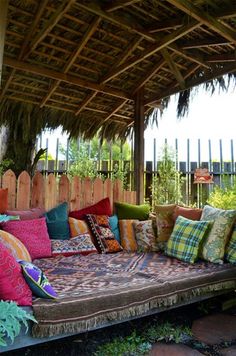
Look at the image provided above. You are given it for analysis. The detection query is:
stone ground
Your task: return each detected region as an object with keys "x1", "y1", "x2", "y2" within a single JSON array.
[{"x1": 4, "y1": 295, "x2": 236, "y2": 356}]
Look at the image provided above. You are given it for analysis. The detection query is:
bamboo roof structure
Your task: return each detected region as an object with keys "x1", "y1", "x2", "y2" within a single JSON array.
[{"x1": 1, "y1": 0, "x2": 236, "y2": 139}]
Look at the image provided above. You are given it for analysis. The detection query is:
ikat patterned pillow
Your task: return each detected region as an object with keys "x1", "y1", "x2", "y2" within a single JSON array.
[
  {"x1": 200, "y1": 205, "x2": 236, "y2": 263},
  {"x1": 51, "y1": 234, "x2": 97, "y2": 257},
  {"x1": 133, "y1": 220, "x2": 159, "y2": 252},
  {"x1": 85, "y1": 214, "x2": 123, "y2": 253},
  {"x1": 119, "y1": 219, "x2": 138, "y2": 252},
  {"x1": 225, "y1": 223, "x2": 236, "y2": 264},
  {"x1": 166, "y1": 216, "x2": 212, "y2": 264}
]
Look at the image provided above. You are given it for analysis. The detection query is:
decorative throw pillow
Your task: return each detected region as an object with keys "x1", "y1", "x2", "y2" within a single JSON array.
[
  {"x1": 155, "y1": 204, "x2": 176, "y2": 243},
  {"x1": 0, "y1": 230, "x2": 31, "y2": 262},
  {"x1": 173, "y1": 206, "x2": 202, "y2": 221},
  {"x1": 115, "y1": 202, "x2": 149, "y2": 220},
  {"x1": 0, "y1": 214, "x2": 20, "y2": 223},
  {"x1": 85, "y1": 214, "x2": 122, "y2": 253},
  {"x1": 2, "y1": 217, "x2": 52, "y2": 260},
  {"x1": 109, "y1": 215, "x2": 120, "y2": 243},
  {"x1": 0, "y1": 242, "x2": 32, "y2": 306},
  {"x1": 6, "y1": 207, "x2": 45, "y2": 220},
  {"x1": 45, "y1": 202, "x2": 70, "y2": 240},
  {"x1": 19, "y1": 260, "x2": 57, "y2": 299},
  {"x1": 68, "y1": 217, "x2": 91, "y2": 238},
  {"x1": 51, "y1": 234, "x2": 97, "y2": 256},
  {"x1": 0, "y1": 188, "x2": 8, "y2": 214},
  {"x1": 69, "y1": 197, "x2": 112, "y2": 220},
  {"x1": 166, "y1": 216, "x2": 212, "y2": 264},
  {"x1": 133, "y1": 220, "x2": 159, "y2": 252},
  {"x1": 225, "y1": 224, "x2": 236, "y2": 264},
  {"x1": 200, "y1": 205, "x2": 236, "y2": 263},
  {"x1": 119, "y1": 219, "x2": 138, "y2": 252}
]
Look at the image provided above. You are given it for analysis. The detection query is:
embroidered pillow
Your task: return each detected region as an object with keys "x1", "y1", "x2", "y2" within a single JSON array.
[
  {"x1": 119, "y1": 219, "x2": 138, "y2": 252},
  {"x1": 115, "y1": 202, "x2": 149, "y2": 220},
  {"x1": 51, "y1": 234, "x2": 97, "y2": 257},
  {"x1": 69, "y1": 197, "x2": 112, "y2": 220},
  {"x1": 109, "y1": 215, "x2": 120, "y2": 243},
  {"x1": 2, "y1": 217, "x2": 52, "y2": 260},
  {"x1": 155, "y1": 204, "x2": 176, "y2": 244},
  {"x1": 0, "y1": 188, "x2": 8, "y2": 213},
  {"x1": 0, "y1": 242, "x2": 32, "y2": 305},
  {"x1": 68, "y1": 217, "x2": 91, "y2": 238},
  {"x1": 85, "y1": 214, "x2": 122, "y2": 253},
  {"x1": 19, "y1": 260, "x2": 57, "y2": 299},
  {"x1": 0, "y1": 230, "x2": 31, "y2": 262},
  {"x1": 166, "y1": 216, "x2": 212, "y2": 264},
  {"x1": 6, "y1": 207, "x2": 45, "y2": 220},
  {"x1": 225, "y1": 224, "x2": 236, "y2": 264},
  {"x1": 200, "y1": 205, "x2": 236, "y2": 263},
  {"x1": 173, "y1": 206, "x2": 202, "y2": 221},
  {"x1": 133, "y1": 220, "x2": 159, "y2": 252},
  {"x1": 45, "y1": 202, "x2": 70, "y2": 240}
]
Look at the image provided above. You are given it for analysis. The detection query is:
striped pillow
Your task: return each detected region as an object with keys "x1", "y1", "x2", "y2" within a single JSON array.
[
  {"x1": 119, "y1": 219, "x2": 138, "y2": 252},
  {"x1": 69, "y1": 217, "x2": 91, "y2": 238},
  {"x1": 0, "y1": 230, "x2": 31, "y2": 262},
  {"x1": 165, "y1": 216, "x2": 212, "y2": 263}
]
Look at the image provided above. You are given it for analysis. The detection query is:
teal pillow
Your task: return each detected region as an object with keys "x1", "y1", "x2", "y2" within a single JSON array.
[
  {"x1": 109, "y1": 215, "x2": 120, "y2": 243},
  {"x1": 165, "y1": 216, "x2": 212, "y2": 264},
  {"x1": 115, "y1": 202, "x2": 150, "y2": 220},
  {"x1": 45, "y1": 202, "x2": 70, "y2": 240}
]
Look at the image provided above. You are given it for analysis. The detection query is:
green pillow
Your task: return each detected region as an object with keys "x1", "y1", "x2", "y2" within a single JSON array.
[
  {"x1": 225, "y1": 224, "x2": 236, "y2": 264},
  {"x1": 115, "y1": 202, "x2": 150, "y2": 220},
  {"x1": 45, "y1": 202, "x2": 70, "y2": 240},
  {"x1": 165, "y1": 216, "x2": 212, "y2": 264},
  {"x1": 200, "y1": 205, "x2": 236, "y2": 264}
]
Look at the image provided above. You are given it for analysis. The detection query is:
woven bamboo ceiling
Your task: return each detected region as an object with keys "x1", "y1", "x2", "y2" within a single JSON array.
[{"x1": 1, "y1": 0, "x2": 236, "y2": 137}]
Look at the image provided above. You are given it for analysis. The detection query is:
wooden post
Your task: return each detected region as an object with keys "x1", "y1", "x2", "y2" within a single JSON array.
[
  {"x1": 134, "y1": 88, "x2": 144, "y2": 204},
  {"x1": 0, "y1": 0, "x2": 9, "y2": 86}
]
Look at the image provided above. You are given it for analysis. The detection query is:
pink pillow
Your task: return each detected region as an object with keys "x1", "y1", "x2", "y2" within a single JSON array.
[
  {"x1": 2, "y1": 217, "x2": 52, "y2": 260},
  {"x1": 6, "y1": 207, "x2": 45, "y2": 220},
  {"x1": 0, "y1": 242, "x2": 32, "y2": 305},
  {"x1": 69, "y1": 197, "x2": 112, "y2": 220}
]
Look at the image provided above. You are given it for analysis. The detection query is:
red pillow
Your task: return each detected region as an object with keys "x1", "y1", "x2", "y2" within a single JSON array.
[
  {"x1": 0, "y1": 242, "x2": 32, "y2": 305},
  {"x1": 2, "y1": 217, "x2": 52, "y2": 260},
  {"x1": 0, "y1": 188, "x2": 8, "y2": 213},
  {"x1": 173, "y1": 206, "x2": 202, "y2": 221},
  {"x1": 69, "y1": 197, "x2": 112, "y2": 220}
]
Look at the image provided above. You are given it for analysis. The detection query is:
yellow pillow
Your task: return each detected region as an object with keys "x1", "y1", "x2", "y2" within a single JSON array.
[
  {"x1": 69, "y1": 217, "x2": 91, "y2": 238},
  {"x1": 119, "y1": 219, "x2": 138, "y2": 252},
  {"x1": 0, "y1": 230, "x2": 31, "y2": 262}
]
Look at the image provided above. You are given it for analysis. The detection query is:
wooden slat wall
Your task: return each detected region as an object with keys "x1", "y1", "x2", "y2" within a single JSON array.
[{"x1": 1, "y1": 170, "x2": 136, "y2": 211}]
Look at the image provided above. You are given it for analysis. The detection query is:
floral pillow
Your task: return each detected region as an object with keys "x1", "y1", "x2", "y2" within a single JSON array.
[
  {"x1": 155, "y1": 204, "x2": 176, "y2": 248},
  {"x1": 200, "y1": 205, "x2": 236, "y2": 263},
  {"x1": 51, "y1": 234, "x2": 97, "y2": 256},
  {"x1": 133, "y1": 220, "x2": 159, "y2": 252},
  {"x1": 85, "y1": 214, "x2": 123, "y2": 253},
  {"x1": 225, "y1": 224, "x2": 236, "y2": 264}
]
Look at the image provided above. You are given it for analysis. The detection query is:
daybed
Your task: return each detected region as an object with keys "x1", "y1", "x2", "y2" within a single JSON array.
[{"x1": 1, "y1": 198, "x2": 236, "y2": 353}]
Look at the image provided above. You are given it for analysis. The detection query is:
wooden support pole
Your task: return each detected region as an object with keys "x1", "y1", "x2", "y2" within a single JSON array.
[
  {"x1": 134, "y1": 88, "x2": 144, "y2": 204},
  {"x1": 0, "y1": 0, "x2": 9, "y2": 86}
]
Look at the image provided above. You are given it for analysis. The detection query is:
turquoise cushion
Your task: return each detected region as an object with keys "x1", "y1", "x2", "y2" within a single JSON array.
[
  {"x1": 45, "y1": 202, "x2": 70, "y2": 240},
  {"x1": 166, "y1": 216, "x2": 212, "y2": 264},
  {"x1": 115, "y1": 202, "x2": 150, "y2": 220},
  {"x1": 109, "y1": 215, "x2": 120, "y2": 243}
]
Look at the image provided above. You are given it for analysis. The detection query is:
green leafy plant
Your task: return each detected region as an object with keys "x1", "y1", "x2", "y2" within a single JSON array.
[
  {"x1": 0, "y1": 301, "x2": 37, "y2": 347},
  {"x1": 0, "y1": 159, "x2": 14, "y2": 176},
  {"x1": 207, "y1": 176, "x2": 236, "y2": 209},
  {"x1": 143, "y1": 321, "x2": 192, "y2": 344},
  {"x1": 151, "y1": 144, "x2": 184, "y2": 207}
]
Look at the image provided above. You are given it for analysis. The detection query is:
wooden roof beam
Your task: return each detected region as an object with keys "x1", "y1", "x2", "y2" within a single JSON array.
[
  {"x1": 101, "y1": 21, "x2": 199, "y2": 83},
  {"x1": 161, "y1": 48, "x2": 185, "y2": 89},
  {"x1": 0, "y1": 0, "x2": 9, "y2": 86},
  {"x1": 103, "y1": 0, "x2": 140, "y2": 12},
  {"x1": 181, "y1": 37, "x2": 233, "y2": 49},
  {"x1": 205, "y1": 53, "x2": 236, "y2": 63},
  {"x1": 166, "y1": 0, "x2": 236, "y2": 44},
  {"x1": 40, "y1": 16, "x2": 100, "y2": 107},
  {"x1": 3, "y1": 57, "x2": 131, "y2": 100},
  {"x1": 23, "y1": 0, "x2": 76, "y2": 59},
  {"x1": 103, "y1": 99, "x2": 128, "y2": 122},
  {"x1": 145, "y1": 62, "x2": 236, "y2": 106},
  {"x1": 75, "y1": 91, "x2": 98, "y2": 116}
]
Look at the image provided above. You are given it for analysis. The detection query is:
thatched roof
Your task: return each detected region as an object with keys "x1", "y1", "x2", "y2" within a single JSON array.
[{"x1": 1, "y1": 0, "x2": 236, "y2": 139}]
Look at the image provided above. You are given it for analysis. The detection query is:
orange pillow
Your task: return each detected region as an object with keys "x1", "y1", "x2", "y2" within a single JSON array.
[
  {"x1": 173, "y1": 206, "x2": 202, "y2": 221},
  {"x1": 69, "y1": 217, "x2": 91, "y2": 238},
  {"x1": 0, "y1": 188, "x2": 8, "y2": 213},
  {"x1": 119, "y1": 219, "x2": 138, "y2": 252},
  {"x1": 0, "y1": 230, "x2": 31, "y2": 262}
]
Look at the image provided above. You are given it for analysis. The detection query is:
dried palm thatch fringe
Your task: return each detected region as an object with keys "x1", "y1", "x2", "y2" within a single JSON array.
[{"x1": 32, "y1": 280, "x2": 236, "y2": 338}]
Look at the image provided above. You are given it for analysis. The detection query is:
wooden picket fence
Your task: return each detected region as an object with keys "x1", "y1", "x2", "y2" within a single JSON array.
[{"x1": 1, "y1": 170, "x2": 136, "y2": 211}]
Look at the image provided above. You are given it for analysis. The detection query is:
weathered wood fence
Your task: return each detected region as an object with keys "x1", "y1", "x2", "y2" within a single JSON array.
[{"x1": 0, "y1": 170, "x2": 136, "y2": 211}]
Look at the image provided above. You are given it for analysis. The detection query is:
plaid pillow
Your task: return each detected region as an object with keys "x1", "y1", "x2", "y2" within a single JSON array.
[{"x1": 165, "y1": 216, "x2": 212, "y2": 263}]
